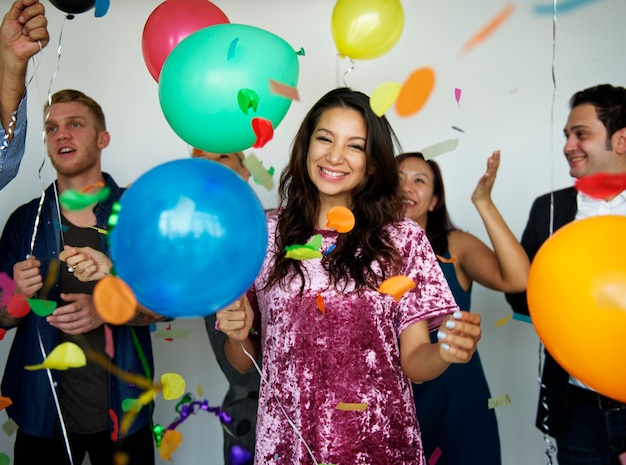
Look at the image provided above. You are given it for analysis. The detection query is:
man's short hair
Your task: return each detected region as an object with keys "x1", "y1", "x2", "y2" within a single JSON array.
[
  {"x1": 570, "y1": 84, "x2": 626, "y2": 137},
  {"x1": 43, "y1": 89, "x2": 107, "y2": 132}
]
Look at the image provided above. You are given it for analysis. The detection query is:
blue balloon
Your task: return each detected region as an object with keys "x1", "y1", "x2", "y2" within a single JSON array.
[{"x1": 109, "y1": 159, "x2": 267, "y2": 318}]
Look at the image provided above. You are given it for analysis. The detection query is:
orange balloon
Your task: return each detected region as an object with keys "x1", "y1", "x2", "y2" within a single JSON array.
[
  {"x1": 396, "y1": 67, "x2": 436, "y2": 117},
  {"x1": 527, "y1": 215, "x2": 626, "y2": 402},
  {"x1": 94, "y1": 276, "x2": 137, "y2": 325}
]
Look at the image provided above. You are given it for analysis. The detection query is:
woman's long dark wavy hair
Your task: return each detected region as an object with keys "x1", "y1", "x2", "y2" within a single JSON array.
[
  {"x1": 264, "y1": 87, "x2": 405, "y2": 294},
  {"x1": 395, "y1": 152, "x2": 458, "y2": 256}
]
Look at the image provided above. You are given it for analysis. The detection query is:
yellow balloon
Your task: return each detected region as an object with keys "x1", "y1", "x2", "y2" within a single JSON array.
[
  {"x1": 331, "y1": 0, "x2": 404, "y2": 60},
  {"x1": 527, "y1": 215, "x2": 626, "y2": 403}
]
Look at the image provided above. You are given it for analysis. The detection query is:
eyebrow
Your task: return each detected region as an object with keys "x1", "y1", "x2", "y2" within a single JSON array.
[{"x1": 315, "y1": 128, "x2": 366, "y2": 142}]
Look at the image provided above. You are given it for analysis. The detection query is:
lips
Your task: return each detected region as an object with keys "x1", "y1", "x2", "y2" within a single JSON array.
[{"x1": 319, "y1": 166, "x2": 347, "y2": 179}]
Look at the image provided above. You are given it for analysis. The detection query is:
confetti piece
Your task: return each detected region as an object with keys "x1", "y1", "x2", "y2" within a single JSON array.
[
  {"x1": 80, "y1": 181, "x2": 105, "y2": 193},
  {"x1": 488, "y1": 393, "x2": 512, "y2": 409},
  {"x1": 620, "y1": 451, "x2": 626, "y2": 465},
  {"x1": 495, "y1": 313, "x2": 513, "y2": 327},
  {"x1": 575, "y1": 172, "x2": 626, "y2": 200},
  {"x1": 533, "y1": 0, "x2": 603, "y2": 15},
  {"x1": 316, "y1": 293, "x2": 326, "y2": 316},
  {"x1": 94, "y1": 276, "x2": 137, "y2": 325},
  {"x1": 105, "y1": 324, "x2": 115, "y2": 358},
  {"x1": 2, "y1": 418, "x2": 17, "y2": 436},
  {"x1": 159, "y1": 430, "x2": 183, "y2": 461},
  {"x1": 227, "y1": 38, "x2": 239, "y2": 60},
  {"x1": 59, "y1": 186, "x2": 111, "y2": 211},
  {"x1": 428, "y1": 446, "x2": 442, "y2": 465},
  {"x1": 243, "y1": 152, "x2": 274, "y2": 190},
  {"x1": 269, "y1": 80, "x2": 300, "y2": 101},
  {"x1": 421, "y1": 138, "x2": 459, "y2": 160},
  {"x1": 436, "y1": 255, "x2": 457, "y2": 264},
  {"x1": 0, "y1": 452, "x2": 9, "y2": 465},
  {"x1": 285, "y1": 247, "x2": 323, "y2": 260},
  {"x1": 0, "y1": 396, "x2": 12, "y2": 411},
  {"x1": 451, "y1": 126, "x2": 465, "y2": 133},
  {"x1": 285, "y1": 234, "x2": 323, "y2": 260},
  {"x1": 0, "y1": 329, "x2": 5, "y2": 341},
  {"x1": 196, "y1": 384, "x2": 204, "y2": 397},
  {"x1": 109, "y1": 409, "x2": 119, "y2": 441},
  {"x1": 27, "y1": 299, "x2": 57, "y2": 316},
  {"x1": 326, "y1": 206, "x2": 355, "y2": 233},
  {"x1": 512, "y1": 312, "x2": 532, "y2": 324},
  {"x1": 0, "y1": 273, "x2": 15, "y2": 306},
  {"x1": 461, "y1": 4, "x2": 515, "y2": 55},
  {"x1": 122, "y1": 398, "x2": 143, "y2": 413},
  {"x1": 378, "y1": 276, "x2": 416, "y2": 302},
  {"x1": 396, "y1": 67, "x2": 436, "y2": 117},
  {"x1": 251, "y1": 117, "x2": 274, "y2": 148},
  {"x1": 7, "y1": 294, "x2": 30, "y2": 318},
  {"x1": 94, "y1": 0, "x2": 110, "y2": 17},
  {"x1": 237, "y1": 88, "x2": 259, "y2": 115},
  {"x1": 152, "y1": 329, "x2": 190, "y2": 340},
  {"x1": 336, "y1": 402, "x2": 368, "y2": 411},
  {"x1": 454, "y1": 88, "x2": 462, "y2": 107},
  {"x1": 370, "y1": 82, "x2": 403, "y2": 117},
  {"x1": 161, "y1": 373, "x2": 186, "y2": 400},
  {"x1": 24, "y1": 342, "x2": 86, "y2": 371}
]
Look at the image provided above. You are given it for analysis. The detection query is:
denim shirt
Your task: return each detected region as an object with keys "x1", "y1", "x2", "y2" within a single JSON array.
[
  {"x1": 0, "y1": 173, "x2": 154, "y2": 438},
  {"x1": 0, "y1": 95, "x2": 27, "y2": 190}
]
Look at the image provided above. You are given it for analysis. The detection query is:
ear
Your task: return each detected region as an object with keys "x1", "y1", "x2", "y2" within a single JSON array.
[
  {"x1": 612, "y1": 128, "x2": 626, "y2": 156},
  {"x1": 97, "y1": 130, "x2": 111, "y2": 150}
]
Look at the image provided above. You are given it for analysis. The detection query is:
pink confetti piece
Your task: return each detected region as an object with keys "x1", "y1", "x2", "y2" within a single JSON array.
[
  {"x1": 269, "y1": 80, "x2": 300, "y2": 101},
  {"x1": 454, "y1": 88, "x2": 462, "y2": 107},
  {"x1": 428, "y1": 446, "x2": 442, "y2": 465}
]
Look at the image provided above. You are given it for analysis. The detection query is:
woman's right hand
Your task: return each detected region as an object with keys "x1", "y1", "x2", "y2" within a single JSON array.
[{"x1": 216, "y1": 295, "x2": 254, "y2": 341}]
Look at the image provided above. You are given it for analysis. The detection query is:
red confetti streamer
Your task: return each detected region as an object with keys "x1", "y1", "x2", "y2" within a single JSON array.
[
  {"x1": 109, "y1": 408, "x2": 119, "y2": 441},
  {"x1": 574, "y1": 172, "x2": 626, "y2": 200},
  {"x1": 251, "y1": 117, "x2": 273, "y2": 148}
]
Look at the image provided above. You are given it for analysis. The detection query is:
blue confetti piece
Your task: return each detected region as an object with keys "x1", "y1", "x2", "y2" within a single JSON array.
[
  {"x1": 228, "y1": 38, "x2": 239, "y2": 60},
  {"x1": 533, "y1": 0, "x2": 603, "y2": 15},
  {"x1": 512, "y1": 312, "x2": 532, "y2": 324},
  {"x1": 94, "y1": 0, "x2": 110, "y2": 17}
]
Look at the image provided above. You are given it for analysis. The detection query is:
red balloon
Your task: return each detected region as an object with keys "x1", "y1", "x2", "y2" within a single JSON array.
[{"x1": 141, "y1": 0, "x2": 230, "y2": 82}]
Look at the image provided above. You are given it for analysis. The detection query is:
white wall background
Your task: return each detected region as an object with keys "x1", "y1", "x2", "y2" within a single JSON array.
[{"x1": 0, "y1": 0, "x2": 624, "y2": 463}]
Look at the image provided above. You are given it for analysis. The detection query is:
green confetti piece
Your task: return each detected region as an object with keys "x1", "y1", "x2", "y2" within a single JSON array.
[
  {"x1": 243, "y1": 152, "x2": 274, "y2": 190},
  {"x1": 488, "y1": 393, "x2": 512, "y2": 409},
  {"x1": 27, "y1": 299, "x2": 57, "y2": 316},
  {"x1": 237, "y1": 88, "x2": 259, "y2": 115},
  {"x1": 285, "y1": 247, "x2": 322, "y2": 260},
  {"x1": 122, "y1": 398, "x2": 143, "y2": 412},
  {"x1": 59, "y1": 186, "x2": 111, "y2": 211},
  {"x1": 305, "y1": 234, "x2": 322, "y2": 251},
  {"x1": 0, "y1": 452, "x2": 9, "y2": 465}
]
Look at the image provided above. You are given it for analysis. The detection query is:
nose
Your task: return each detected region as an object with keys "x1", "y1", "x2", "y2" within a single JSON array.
[
  {"x1": 563, "y1": 134, "x2": 577, "y2": 154},
  {"x1": 326, "y1": 145, "x2": 344, "y2": 165}
]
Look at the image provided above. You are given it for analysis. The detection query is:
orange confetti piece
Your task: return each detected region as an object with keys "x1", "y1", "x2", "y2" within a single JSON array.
[
  {"x1": 159, "y1": 429, "x2": 183, "y2": 461},
  {"x1": 251, "y1": 117, "x2": 273, "y2": 148},
  {"x1": 436, "y1": 255, "x2": 457, "y2": 264},
  {"x1": 0, "y1": 396, "x2": 12, "y2": 411},
  {"x1": 94, "y1": 276, "x2": 137, "y2": 325},
  {"x1": 80, "y1": 181, "x2": 105, "y2": 194},
  {"x1": 336, "y1": 402, "x2": 368, "y2": 411},
  {"x1": 269, "y1": 80, "x2": 300, "y2": 101},
  {"x1": 326, "y1": 206, "x2": 355, "y2": 233},
  {"x1": 316, "y1": 293, "x2": 326, "y2": 316},
  {"x1": 378, "y1": 275, "x2": 416, "y2": 302},
  {"x1": 461, "y1": 3, "x2": 515, "y2": 55},
  {"x1": 396, "y1": 67, "x2": 436, "y2": 117}
]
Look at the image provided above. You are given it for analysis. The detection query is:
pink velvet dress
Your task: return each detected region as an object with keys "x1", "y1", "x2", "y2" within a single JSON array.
[{"x1": 248, "y1": 211, "x2": 458, "y2": 465}]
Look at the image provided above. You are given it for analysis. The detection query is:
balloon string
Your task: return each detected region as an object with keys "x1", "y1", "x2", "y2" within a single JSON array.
[
  {"x1": 541, "y1": 2, "x2": 558, "y2": 464},
  {"x1": 240, "y1": 342, "x2": 321, "y2": 465},
  {"x1": 339, "y1": 55, "x2": 355, "y2": 88},
  {"x1": 37, "y1": 329, "x2": 74, "y2": 465}
]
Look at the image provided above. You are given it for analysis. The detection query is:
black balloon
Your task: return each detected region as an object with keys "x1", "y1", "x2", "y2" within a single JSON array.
[{"x1": 49, "y1": 0, "x2": 95, "y2": 14}]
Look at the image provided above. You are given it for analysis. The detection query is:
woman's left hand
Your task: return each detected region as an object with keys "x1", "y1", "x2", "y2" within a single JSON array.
[{"x1": 436, "y1": 310, "x2": 481, "y2": 363}]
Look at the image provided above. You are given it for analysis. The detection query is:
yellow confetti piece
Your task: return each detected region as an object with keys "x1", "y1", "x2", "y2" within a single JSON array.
[
  {"x1": 495, "y1": 313, "x2": 513, "y2": 327},
  {"x1": 196, "y1": 384, "x2": 204, "y2": 397},
  {"x1": 336, "y1": 402, "x2": 368, "y2": 411},
  {"x1": 2, "y1": 418, "x2": 17, "y2": 436},
  {"x1": 378, "y1": 276, "x2": 416, "y2": 302},
  {"x1": 243, "y1": 152, "x2": 274, "y2": 190},
  {"x1": 488, "y1": 393, "x2": 512, "y2": 409},
  {"x1": 370, "y1": 82, "x2": 402, "y2": 117},
  {"x1": 159, "y1": 429, "x2": 183, "y2": 461},
  {"x1": 161, "y1": 373, "x2": 186, "y2": 400},
  {"x1": 24, "y1": 342, "x2": 86, "y2": 371},
  {"x1": 421, "y1": 138, "x2": 459, "y2": 160}
]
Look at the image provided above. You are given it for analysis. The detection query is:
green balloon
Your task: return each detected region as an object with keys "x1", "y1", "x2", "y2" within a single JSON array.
[{"x1": 159, "y1": 23, "x2": 300, "y2": 153}]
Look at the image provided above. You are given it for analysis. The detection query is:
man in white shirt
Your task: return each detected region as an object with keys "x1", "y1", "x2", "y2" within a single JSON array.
[{"x1": 506, "y1": 84, "x2": 626, "y2": 464}]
